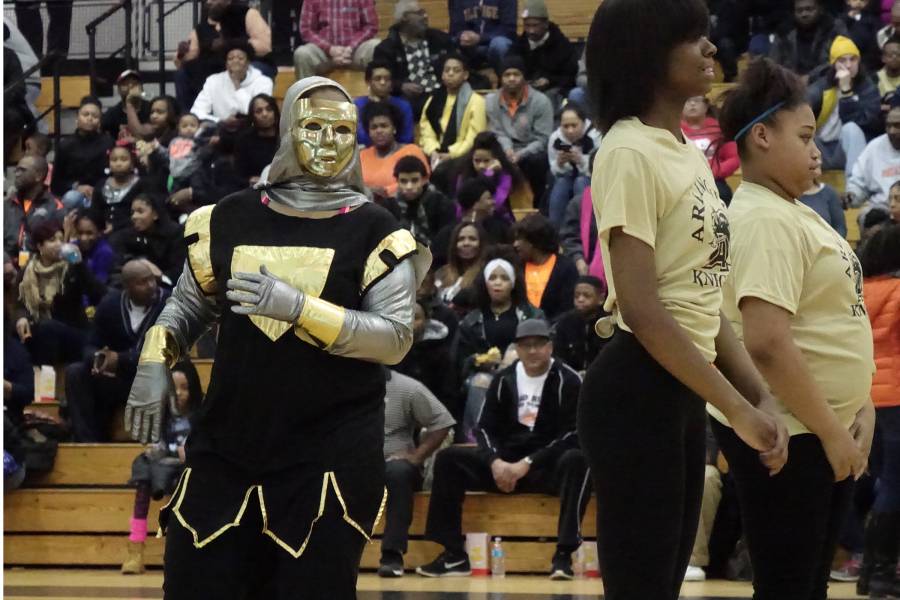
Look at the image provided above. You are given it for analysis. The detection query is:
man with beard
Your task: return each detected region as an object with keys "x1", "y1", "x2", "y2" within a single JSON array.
[{"x1": 770, "y1": 0, "x2": 848, "y2": 76}]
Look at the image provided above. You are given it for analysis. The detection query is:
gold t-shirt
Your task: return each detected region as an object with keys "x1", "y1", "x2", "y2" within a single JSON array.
[
  {"x1": 591, "y1": 118, "x2": 731, "y2": 362},
  {"x1": 709, "y1": 182, "x2": 875, "y2": 435}
]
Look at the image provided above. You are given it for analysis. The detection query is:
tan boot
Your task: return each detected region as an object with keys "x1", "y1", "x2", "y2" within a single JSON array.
[{"x1": 121, "y1": 540, "x2": 145, "y2": 574}]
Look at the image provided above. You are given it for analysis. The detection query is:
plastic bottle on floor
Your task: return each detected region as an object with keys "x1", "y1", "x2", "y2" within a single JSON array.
[{"x1": 491, "y1": 537, "x2": 505, "y2": 578}]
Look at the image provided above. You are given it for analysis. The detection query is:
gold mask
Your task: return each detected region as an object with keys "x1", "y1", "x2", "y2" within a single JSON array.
[{"x1": 290, "y1": 97, "x2": 357, "y2": 179}]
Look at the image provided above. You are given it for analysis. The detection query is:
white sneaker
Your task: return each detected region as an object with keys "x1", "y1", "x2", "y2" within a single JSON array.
[{"x1": 684, "y1": 566, "x2": 706, "y2": 582}]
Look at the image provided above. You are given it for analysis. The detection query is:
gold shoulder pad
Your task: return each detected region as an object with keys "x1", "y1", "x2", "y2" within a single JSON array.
[
  {"x1": 184, "y1": 205, "x2": 216, "y2": 295},
  {"x1": 361, "y1": 229, "x2": 418, "y2": 293}
]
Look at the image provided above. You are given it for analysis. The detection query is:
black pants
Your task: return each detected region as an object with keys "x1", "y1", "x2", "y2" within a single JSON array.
[
  {"x1": 27, "y1": 318, "x2": 87, "y2": 366},
  {"x1": 164, "y1": 489, "x2": 368, "y2": 600},
  {"x1": 577, "y1": 330, "x2": 707, "y2": 600},
  {"x1": 424, "y1": 445, "x2": 591, "y2": 555},
  {"x1": 13, "y1": 0, "x2": 74, "y2": 57},
  {"x1": 381, "y1": 458, "x2": 423, "y2": 556},
  {"x1": 713, "y1": 420, "x2": 855, "y2": 600},
  {"x1": 517, "y1": 151, "x2": 549, "y2": 209},
  {"x1": 65, "y1": 360, "x2": 132, "y2": 442}
]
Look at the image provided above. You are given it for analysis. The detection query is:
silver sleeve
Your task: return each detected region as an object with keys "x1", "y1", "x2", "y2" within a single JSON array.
[
  {"x1": 154, "y1": 261, "x2": 221, "y2": 357},
  {"x1": 327, "y1": 259, "x2": 416, "y2": 365}
]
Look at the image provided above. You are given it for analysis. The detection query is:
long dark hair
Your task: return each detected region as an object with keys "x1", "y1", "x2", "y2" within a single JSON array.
[
  {"x1": 586, "y1": 0, "x2": 710, "y2": 134},
  {"x1": 458, "y1": 131, "x2": 526, "y2": 189},
  {"x1": 148, "y1": 95, "x2": 181, "y2": 136},
  {"x1": 248, "y1": 93, "x2": 280, "y2": 131},
  {"x1": 169, "y1": 359, "x2": 204, "y2": 417},
  {"x1": 472, "y1": 244, "x2": 528, "y2": 311}
]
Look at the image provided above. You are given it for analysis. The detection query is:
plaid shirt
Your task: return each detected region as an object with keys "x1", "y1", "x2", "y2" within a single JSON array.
[{"x1": 300, "y1": 0, "x2": 378, "y2": 52}]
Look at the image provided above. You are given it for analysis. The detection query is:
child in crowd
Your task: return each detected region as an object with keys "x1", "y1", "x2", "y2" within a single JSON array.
[
  {"x1": 163, "y1": 113, "x2": 203, "y2": 192},
  {"x1": 385, "y1": 155, "x2": 456, "y2": 248},
  {"x1": 51, "y1": 96, "x2": 114, "y2": 211},
  {"x1": 552, "y1": 275, "x2": 608, "y2": 374},
  {"x1": 681, "y1": 95, "x2": 740, "y2": 204},
  {"x1": 121, "y1": 359, "x2": 202, "y2": 575},
  {"x1": 70, "y1": 208, "x2": 116, "y2": 286},
  {"x1": 547, "y1": 103, "x2": 602, "y2": 226},
  {"x1": 456, "y1": 131, "x2": 531, "y2": 220},
  {"x1": 878, "y1": 36, "x2": 900, "y2": 109},
  {"x1": 801, "y1": 176, "x2": 848, "y2": 236},
  {"x1": 23, "y1": 132, "x2": 52, "y2": 187},
  {"x1": 91, "y1": 142, "x2": 142, "y2": 232}
]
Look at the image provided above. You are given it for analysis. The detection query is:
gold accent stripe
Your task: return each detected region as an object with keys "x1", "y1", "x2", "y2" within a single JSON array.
[
  {"x1": 156, "y1": 467, "x2": 190, "y2": 538},
  {"x1": 138, "y1": 325, "x2": 180, "y2": 368},
  {"x1": 184, "y1": 205, "x2": 216, "y2": 295},
  {"x1": 258, "y1": 474, "x2": 330, "y2": 559},
  {"x1": 361, "y1": 230, "x2": 418, "y2": 292},
  {"x1": 295, "y1": 296, "x2": 346, "y2": 348},
  {"x1": 170, "y1": 468, "x2": 259, "y2": 549}
]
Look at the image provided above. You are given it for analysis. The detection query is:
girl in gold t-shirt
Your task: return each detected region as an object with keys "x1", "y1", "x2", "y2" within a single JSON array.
[
  {"x1": 577, "y1": 2, "x2": 787, "y2": 599},
  {"x1": 714, "y1": 58, "x2": 876, "y2": 599}
]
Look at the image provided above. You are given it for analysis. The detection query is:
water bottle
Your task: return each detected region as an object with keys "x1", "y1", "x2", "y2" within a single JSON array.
[
  {"x1": 491, "y1": 537, "x2": 505, "y2": 578},
  {"x1": 59, "y1": 243, "x2": 81, "y2": 265}
]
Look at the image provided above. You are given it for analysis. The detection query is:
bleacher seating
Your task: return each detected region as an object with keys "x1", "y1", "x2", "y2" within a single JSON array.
[{"x1": 3, "y1": 443, "x2": 597, "y2": 573}]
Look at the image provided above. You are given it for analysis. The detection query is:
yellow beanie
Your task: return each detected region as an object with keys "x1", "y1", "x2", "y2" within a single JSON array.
[{"x1": 829, "y1": 36, "x2": 861, "y2": 65}]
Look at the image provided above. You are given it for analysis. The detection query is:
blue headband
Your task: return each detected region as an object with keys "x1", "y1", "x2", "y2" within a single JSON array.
[{"x1": 733, "y1": 101, "x2": 786, "y2": 142}]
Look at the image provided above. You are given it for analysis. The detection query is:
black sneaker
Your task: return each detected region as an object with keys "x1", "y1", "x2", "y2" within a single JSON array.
[
  {"x1": 415, "y1": 551, "x2": 472, "y2": 577},
  {"x1": 550, "y1": 551, "x2": 574, "y2": 580},
  {"x1": 378, "y1": 552, "x2": 404, "y2": 578}
]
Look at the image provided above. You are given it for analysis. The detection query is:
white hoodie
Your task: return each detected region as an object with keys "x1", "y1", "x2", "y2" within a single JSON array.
[
  {"x1": 190, "y1": 65, "x2": 273, "y2": 123},
  {"x1": 845, "y1": 134, "x2": 900, "y2": 208}
]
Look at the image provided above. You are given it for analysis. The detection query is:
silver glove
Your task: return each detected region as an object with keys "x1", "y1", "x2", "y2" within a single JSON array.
[
  {"x1": 124, "y1": 361, "x2": 173, "y2": 443},
  {"x1": 226, "y1": 265, "x2": 305, "y2": 322}
]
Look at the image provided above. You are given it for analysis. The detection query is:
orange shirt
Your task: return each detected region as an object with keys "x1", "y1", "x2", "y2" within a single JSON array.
[
  {"x1": 359, "y1": 143, "x2": 429, "y2": 197},
  {"x1": 525, "y1": 254, "x2": 557, "y2": 309}
]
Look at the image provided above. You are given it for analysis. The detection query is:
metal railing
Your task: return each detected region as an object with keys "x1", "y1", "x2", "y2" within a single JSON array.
[
  {"x1": 155, "y1": 0, "x2": 200, "y2": 95},
  {"x1": 85, "y1": 0, "x2": 135, "y2": 96},
  {"x1": 4, "y1": 51, "x2": 65, "y2": 142}
]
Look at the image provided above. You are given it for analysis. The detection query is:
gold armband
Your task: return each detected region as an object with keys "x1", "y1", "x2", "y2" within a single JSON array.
[
  {"x1": 294, "y1": 296, "x2": 345, "y2": 349},
  {"x1": 139, "y1": 325, "x2": 180, "y2": 368}
]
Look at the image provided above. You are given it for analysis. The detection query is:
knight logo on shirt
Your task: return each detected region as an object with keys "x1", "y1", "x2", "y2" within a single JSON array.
[
  {"x1": 689, "y1": 176, "x2": 731, "y2": 288},
  {"x1": 839, "y1": 240, "x2": 867, "y2": 317}
]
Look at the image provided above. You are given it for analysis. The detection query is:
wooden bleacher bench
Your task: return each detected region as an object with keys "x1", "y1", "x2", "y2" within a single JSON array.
[
  {"x1": 34, "y1": 75, "x2": 92, "y2": 134},
  {"x1": 4, "y1": 443, "x2": 597, "y2": 572}
]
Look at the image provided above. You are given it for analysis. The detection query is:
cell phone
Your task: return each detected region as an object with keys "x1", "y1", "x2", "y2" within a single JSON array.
[{"x1": 558, "y1": 143, "x2": 573, "y2": 152}]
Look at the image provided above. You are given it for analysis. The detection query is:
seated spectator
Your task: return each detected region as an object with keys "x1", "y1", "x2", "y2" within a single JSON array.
[
  {"x1": 109, "y1": 194, "x2": 185, "y2": 286},
  {"x1": 486, "y1": 56, "x2": 554, "y2": 204},
  {"x1": 681, "y1": 95, "x2": 740, "y2": 204},
  {"x1": 129, "y1": 95, "x2": 180, "y2": 148},
  {"x1": 91, "y1": 142, "x2": 144, "y2": 232},
  {"x1": 235, "y1": 94, "x2": 279, "y2": 186},
  {"x1": 4, "y1": 155, "x2": 63, "y2": 258},
  {"x1": 837, "y1": 0, "x2": 882, "y2": 69},
  {"x1": 892, "y1": 179, "x2": 900, "y2": 221},
  {"x1": 561, "y1": 180, "x2": 606, "y2": 281},
  {"x1": 68, "y1": 208, "x2": 115, "y2": 286},
  {"x1": 454, "y1": 131, "x2": 532, "y2": 218},
  {"x1": 419, "y1": 53, "x2": 487, "y2": 167},
  {"x1": 169, "y1": 125, "x2": 247, "y2": 213},
  {"x1": 385, "y1": 155, "x2": 456, "y2": 247},
  {"x1": 102, "y1": 70, "x2": 151, "y2": 141},
  {"x1": 355, "y1": 61, "x2": 415, "y2": 147},
  {"x1": 51, "y1": 96, "x2": 114, "y2": 211},
  {"x1": 457, "y1": 257, "x2": 544, "y2": 372},
  {"x1": 191, "y1": 41, "x2": 273, "y2": 124},
  {"x1": 23, "y1": 131, "x2": 52, "y2": 186},
  {"x1": 4, "y1": 254, "x2": 34, "y2": 427},
  {"x1": 374, "y1": 1, "x2": 453, "y2": 116},
  {"x1": 396, "y1": 300, "x2": 459, "y2": 418},
  {"x1": 808, "y1": 36, "x2": 880, "y2": 175},
  {"x1": 174, "y1": 0, "x2": 272, "y2": 110},
  {"x1": 434, "y1": 222, "x2": 489, "y2": 303},
  {"x1": 770, "y1": 0, "x2": 847, "y2": 75},
  {"x1": 379, "y1": 368, "x2": 456, "y2": 578},
  {"x1": 879, "y1": 0, "x2": 900, "y2": 47},
  {"x1": 552, "y1": 275, "x2": 608, "y2": 374},
  {"x1": 800, "y1": 176, "x2": 848, "y2": 236},
  {"x1": 513, "y1": 214, "x2": 578, "y2": 321},
  {"x1": 121, "y1": 359, "x2": 201, "y2": 574},
  {"x1": 65, "y1": 259, "x2": 169, "y2": 442},
  {"x1": 878, "y1": 35, "x2": 900, "y2": 107},
  {"x1": 547, "y1": 104, "x2": 601, "y2": 226},
  {"x1": 417, "y1": 318, "x2": 588, "y2": 580},
  {"x1": 846, "y1": 105, "x2": 900, "y2": 213},
  {"x1": 450, "y1": 0, "x2": 516, "y2": 72},
  {"x1": 160, "y1": 113, "x2": 204, "y2": 192},
  {"x1": 512, "y1": 0, "x2": 578, "y2": 105},
  {"x1": 293, "y1": 0, "x2": 380, "y2": 81},
  {"x1": 359, "y1": 101, "x2": 430, "y2": 199},
  {"x1": 17, "y1": 220, "x2": 106, "y2": 365}
]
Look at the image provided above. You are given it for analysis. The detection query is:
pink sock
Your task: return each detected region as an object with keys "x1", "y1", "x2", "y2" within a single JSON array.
[{"x1": 129, "y1": 517, "x2": 148, "y2": 542}]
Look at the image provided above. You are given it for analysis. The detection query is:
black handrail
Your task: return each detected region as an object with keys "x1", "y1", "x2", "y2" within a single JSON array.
[
  {"x1": 157, "y1": 0, "x2": 166, "y2": 94},
  {"x1": 86, "y1": 0, "x2": 134, "y2": 97},
  {"x1": 3, "y1": 51, "x2": 58, "y2": 95}
]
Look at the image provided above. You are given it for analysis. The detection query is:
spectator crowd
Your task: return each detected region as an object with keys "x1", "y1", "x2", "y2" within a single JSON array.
[{"x1": 3, "y1": 0, "x2": 900, "y2": 591}]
